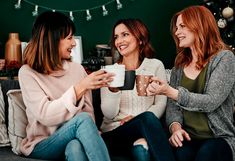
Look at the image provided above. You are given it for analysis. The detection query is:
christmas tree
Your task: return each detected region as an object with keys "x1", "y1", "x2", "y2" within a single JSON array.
[{"x1": 202, "y1": 0, "x2": 235, "y2": 51}]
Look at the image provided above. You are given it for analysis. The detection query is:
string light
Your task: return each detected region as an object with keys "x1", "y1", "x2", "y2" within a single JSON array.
[
  {"x1": 102, "y1": 5, "x2": 108, "y2": 16},
  {"x1": 86, "y1": 10, "x2": 92, "y2": 21},
  {"x1": 14, "y1": 0, "x2": 131, "y2": 21},
  {"x1": 69, "y1": 11, "x2": 74, "y2": 21},
  {"x1": 32, "y1": 5, "x2": 38, "y2": 16},
  {"x1": 116, "y1": 0, "x2": 123, "y2": 10},
  {"x1": 14, "y1": 0, "x2": 21, "y2": 9}
]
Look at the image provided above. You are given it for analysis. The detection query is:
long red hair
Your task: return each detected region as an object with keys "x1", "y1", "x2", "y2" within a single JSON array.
[{"x1": 171, "y1": 5, "x2": 228, "y2": 69}]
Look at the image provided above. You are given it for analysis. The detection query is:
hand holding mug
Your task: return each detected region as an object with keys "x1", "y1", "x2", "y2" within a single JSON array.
[
  {"x1": 146, "y1": 77, "x2": 169, "y2": 96},
  {"x1": 76, "y1": 70, "x2": 114, "y2": 91}
]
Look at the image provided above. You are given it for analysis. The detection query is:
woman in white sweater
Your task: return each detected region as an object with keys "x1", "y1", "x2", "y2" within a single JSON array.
[{"x1": 100, "y1": 18, "x2": 175, "y2": 161}]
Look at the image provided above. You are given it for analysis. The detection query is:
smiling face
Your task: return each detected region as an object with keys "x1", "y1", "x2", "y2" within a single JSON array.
[
  {"x1": 59, "y1": 33, "x2": 76, "y2": 59},
  {"x1": 175, "y1": 15, "x2": 195, "y2": 49},
  {"x1": 114, "y1": 23, "x2": 139, "y2": 57}
]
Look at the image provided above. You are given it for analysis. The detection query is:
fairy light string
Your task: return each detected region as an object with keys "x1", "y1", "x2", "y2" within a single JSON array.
[{"x1": 14, "y1": 0, "x2": 126, "y2": 21}]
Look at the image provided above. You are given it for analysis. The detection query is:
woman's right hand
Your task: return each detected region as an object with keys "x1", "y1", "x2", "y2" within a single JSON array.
[
  {"x1": 74, "y1": 70, "x2": 114, "y2": 99},
  {"x1": 169, "y1": 123, "x2": 191, "y2": 147}
]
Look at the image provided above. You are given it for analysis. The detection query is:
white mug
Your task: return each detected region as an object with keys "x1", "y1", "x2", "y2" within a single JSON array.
[{"x1": 103, "y1": 64, "x2": 125, "y2": 87}]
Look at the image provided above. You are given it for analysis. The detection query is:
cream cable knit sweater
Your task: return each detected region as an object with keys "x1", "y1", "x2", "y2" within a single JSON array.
[{"x1": 100, "y1": 58, "x2": 167, "y2": 132}]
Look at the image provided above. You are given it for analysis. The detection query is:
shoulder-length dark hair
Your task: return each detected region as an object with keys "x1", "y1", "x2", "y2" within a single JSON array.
[
  {"x1": 110, "y1": 18, "x2": 155, "y2": 63},
  {"x1": 171, "y1": 5, "x2": 228, "y2": 69},
  {"x1": 23, "y1": 11, "x2": 76, "y2": 74}
]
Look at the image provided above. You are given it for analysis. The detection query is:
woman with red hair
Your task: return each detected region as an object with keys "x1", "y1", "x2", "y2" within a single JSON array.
[{"x1": 147, "y1": 5, "x2": 235, "y2": 161}]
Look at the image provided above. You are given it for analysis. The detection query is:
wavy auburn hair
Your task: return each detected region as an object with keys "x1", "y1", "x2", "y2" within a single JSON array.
[
  {"x1": 110, "y1": 18, "x2": 155, "y2": 63},
  {"x1": 23, "y1": 11, "x2": 75, "y2": 74},
  {"x1": 171, "y1": 5, "x2": 228, "y2": 69}
]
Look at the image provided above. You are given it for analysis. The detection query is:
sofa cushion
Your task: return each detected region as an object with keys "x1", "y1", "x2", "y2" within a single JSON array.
[
  {"x1": 0, "y1": 84, "x2": 10, "y2": 147},
  {"x1": 0, "y1": 79, "x2": 20, "y2": 128},
  {"x1": 7, "y1": 89, "x2": 27, "y2": 155}
]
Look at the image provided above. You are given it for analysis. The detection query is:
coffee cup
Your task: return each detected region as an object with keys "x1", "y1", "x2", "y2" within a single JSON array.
[
  {"x1": 103, "y1": 64, "x2": 125, "y2": 87},
  {"x1": 136, "y1": 75, "x2": 153, "y2": 96},
  {"x1": 119, "y1": 70, "x2": 136, "y2": 90}
]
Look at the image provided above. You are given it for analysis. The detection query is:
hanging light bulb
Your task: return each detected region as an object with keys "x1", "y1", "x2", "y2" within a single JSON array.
[
  {"x1": 116, "y1": 0, "x2": 123, "y2": 10},
  {"x1": 69, "y1": 11, "x2": 74, "y2": 21},
  {"x1": 52, "y1": 9, "x2": 56, "y2": 12},
  {"x1": 102, "y1": 5, "x2": 108, "y2": 16},
  {"x1": 86, "y1": 10, "x2": 92, "y2": 21},
  {"x1": 32, "y1": 5, "x2": 38, "y2": 16},
  {"x1": 14, "y1": 0, "x2": 21, "y2": 9}
]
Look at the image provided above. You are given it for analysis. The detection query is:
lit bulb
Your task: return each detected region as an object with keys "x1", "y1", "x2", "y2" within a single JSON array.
[
  {"x1": 116, "y1": 0, "x2": 123, "y2": 10},
  {"x1": 86, "y1": 10, "x2": 92, "y2": 21},
  {"x1": 70, "y1": 11, "x2": 74, "y2": 21},
  {"x1": 102, "y1": 5, "x2": 108, "y2": 16},
  {"x1": 14, "y1": 0, "x2": 21, "y2": 9},
  {"x1": 32, "y1": 5, "x2": 38, "y2": 16}
]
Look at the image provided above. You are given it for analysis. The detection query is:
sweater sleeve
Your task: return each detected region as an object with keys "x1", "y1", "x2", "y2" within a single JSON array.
[
  {"x1": 147, "y1": 60, "x2": 167, "y2": 118},
  {"x1": 166, "y1": 67, "x2": 183, "y2": 127},
  {"x1": 18, "y1": 66, "x2": 84, "y2": 127},
  {"x1": 100, "y1": 87, "x2": 121, "y2": 119}
]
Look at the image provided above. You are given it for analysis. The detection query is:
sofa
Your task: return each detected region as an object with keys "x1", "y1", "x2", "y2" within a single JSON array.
[
  {"x1": 1, "y1": 71, "x2": 234, "y2": 161},
  {"x1": 0, "y1": 79, "x2": 131, "y2": 161}
]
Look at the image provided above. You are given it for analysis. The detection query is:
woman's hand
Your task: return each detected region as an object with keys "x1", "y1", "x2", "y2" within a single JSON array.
[
  {"x1": 120, "y1": 115, "x2": 134, "y2": 125},
  {"x1": 74, "y1": 70, "x2": 114, "y2": 99},
  {"x1": 146, "y1": 77, "x2": 169, "y2": 95},
  {"x1": 146, "y1": 77, "x2": 178, "y2": 100},
  {"x1": 169, "y1": 123, "x2": 191, "y2": 147}
]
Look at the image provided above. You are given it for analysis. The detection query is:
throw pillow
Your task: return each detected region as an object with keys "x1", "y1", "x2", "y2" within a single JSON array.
[
  {"x1": 7, "y1": 89, "x2": 27, "y2": 155},
  {"x1": 0, "y1": 84, "x2": 10, "y2": 147}
]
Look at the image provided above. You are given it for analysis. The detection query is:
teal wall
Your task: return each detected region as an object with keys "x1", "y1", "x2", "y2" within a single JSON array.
[{"x1": 0, "y1": 0, "x2": 199, "y2": 68}]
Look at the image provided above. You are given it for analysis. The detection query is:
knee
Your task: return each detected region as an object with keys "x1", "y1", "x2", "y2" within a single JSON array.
[
  {"x1": 74, "y1": 112, "x2": 93, "y2": 124},
  {"x1": 65, "y1": 139, "x2": 83, "y2": 154},
  {"x1": 133, "y1": 138, "x2": 148, "y2": 150},
  {"x1": 76, "y1": 112, "x2": 92, "y2": 120},
  {"x1": 139, "y1": 112, "x2": 161, "y2": 127},
  {"x1": 132, "y1": 139, "x2": 150, "y2": 161},
  {"x1": 74, "y1": 112, "x2": 97, "y2": 129}
]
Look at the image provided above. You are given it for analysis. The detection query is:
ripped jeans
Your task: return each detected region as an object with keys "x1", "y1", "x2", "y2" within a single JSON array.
[{"x1": 101, "y1": 111, "x2": 175, "y2": 161}]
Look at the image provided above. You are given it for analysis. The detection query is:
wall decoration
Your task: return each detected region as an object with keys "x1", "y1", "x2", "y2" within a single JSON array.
[
  {"x1": 14, "y1": 0, "x2": 129, "y2": 21},
  {"x1": 203, "y1": 0, "x2": 235, "y2": 51}
]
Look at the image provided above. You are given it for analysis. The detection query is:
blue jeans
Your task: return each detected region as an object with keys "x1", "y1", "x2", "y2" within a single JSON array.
[
  {"x1": 29, "y1": 112, "x2": 110, "y2": 161},
  {"x1": 102, "y1": 111, "x2": 175, "y2": 161},
  {"x1": 174, "y1": 138, "x2": 232, "y2": 161},
  {"x1": 132, "y1": 145, "x2": 150, "y2": 161}
]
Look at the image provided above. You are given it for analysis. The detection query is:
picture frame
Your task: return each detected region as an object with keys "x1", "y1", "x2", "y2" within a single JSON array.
[{"x1": 71, "y1": 36, "x2": 83, "y2": 64}]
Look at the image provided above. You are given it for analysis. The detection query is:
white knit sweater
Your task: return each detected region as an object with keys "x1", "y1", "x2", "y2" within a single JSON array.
[{"x1": 100, "y1": 58, "x2": 167, "y2": 132}]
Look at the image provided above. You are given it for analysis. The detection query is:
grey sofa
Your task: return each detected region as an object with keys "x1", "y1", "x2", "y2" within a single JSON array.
[{"x1": 0, "y1": 79, "x2": 131, "y2": 161}]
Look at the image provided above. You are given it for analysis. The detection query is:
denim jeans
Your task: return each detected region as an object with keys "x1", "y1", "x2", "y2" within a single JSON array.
[
  {"x1": 132, "y1": 144, "x2": 150, "y2": 161},
  {"x1": 174, "y1": 138, "x2": 233, "y2": 161},
  {"x1": 101, "y1": 111, "x2": 175, "y2": 161},
  {"x1": 29, "y1": 112, "x2": 110, "y2": 161}
]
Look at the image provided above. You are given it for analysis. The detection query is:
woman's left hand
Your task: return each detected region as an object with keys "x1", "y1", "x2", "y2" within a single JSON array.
[{"x1": 120, "y1": 115, "x2": 134, "y2": 125}]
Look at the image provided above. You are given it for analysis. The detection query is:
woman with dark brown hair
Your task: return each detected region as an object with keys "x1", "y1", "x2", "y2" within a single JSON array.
[
  {"x1": 100, "y1": 18, "x2": 175, "y2": 161},
  {"x1": 19, "y1": 11, "x2": 113, "y2": 161},
  {"x1": 147, "y1": 5, "x2": 235, "y2": 161}
]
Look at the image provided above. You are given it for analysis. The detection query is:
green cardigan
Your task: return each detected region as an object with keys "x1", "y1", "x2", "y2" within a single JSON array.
[{"x1": 166, "y1": 50, "x2": 235, "y2": 161}]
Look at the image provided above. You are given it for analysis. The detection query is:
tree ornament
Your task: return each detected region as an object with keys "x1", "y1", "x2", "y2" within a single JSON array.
[
  {"x1": 222, "y1": 6, "x2": 234, "y2": 18},
  {"x1": 217, "y1": 18, "x2": 227, "y2": 28}
]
